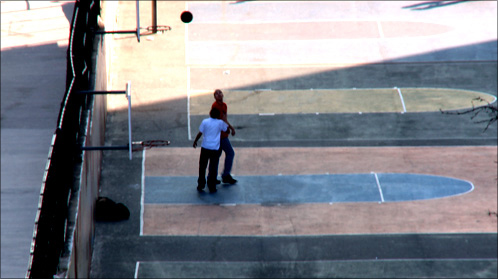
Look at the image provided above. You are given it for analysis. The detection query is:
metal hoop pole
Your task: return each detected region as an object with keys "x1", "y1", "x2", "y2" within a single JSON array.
[
  {"x1": 152, "y1": 0, "x2": 157, "y2": 33},
  {"x1": 136, "y1": 1, "x2": 140, "y2": 42},
  {"x1": 126, "y1": 81, "x2": 133, "y2": 160}
]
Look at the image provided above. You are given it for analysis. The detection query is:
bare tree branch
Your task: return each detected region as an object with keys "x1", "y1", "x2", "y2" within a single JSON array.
[{"x1": 440, "y1": 97, "x2": 498, "y2": 132}]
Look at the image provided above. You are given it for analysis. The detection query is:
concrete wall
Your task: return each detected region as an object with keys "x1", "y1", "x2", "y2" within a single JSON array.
[{"x1": 56, "y1": 6, "x2": 108, "y2": 278}]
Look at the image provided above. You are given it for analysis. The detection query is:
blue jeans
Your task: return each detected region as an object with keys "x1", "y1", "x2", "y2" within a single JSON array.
[{"x1": 219, "y1": 137, "x2": 234, "y2": 177}]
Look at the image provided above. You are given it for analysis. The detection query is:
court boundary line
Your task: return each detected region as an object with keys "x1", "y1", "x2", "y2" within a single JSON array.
[
  {"x1": 188, "y1": 87, "x2": 496, "y2": 102},
  {"x1": 136, "y1": 258, "x2": 496, "y2": 264},
  {"x1": 140, "y1": 149, "x2": 146, "y2": 236},
  {"x1": 134, "y1": 261, "x2": 140, "y2": 279},
  {"x1": 132, "y1": 258, "x2": 496, "y2": 279},
  {"x1": 189, "y1": 87, "x2": 497, "y2": 98},
  {"x1": 185, "y1": 18, "x2": 477, "y2": 25},
  {"x1": 224, "y1": 137, "x2": 498, "y2": 142},
  {"x1": 187, "y1": 67, "x2": 192, "y2": 140},
  {"x1": 186, "y1": 59, "x2": 498, "y2": 67},
  {"x1": 376, "y1": 20, "x2": 385, "y2": 39},
  {"x1": 395, "y1": 86, "x2": 407, "y2": 113},
  {"x1": 144, "y1": 145, "x2": 497, "y2": 151},
  {"x1": 142, "y1": 173, "x2": 475, "y2": 207},
  {"x1": 188, "y1": 111, "x2": 496, "y2": 119},
  {"x1": 186, "y1": 1, "x2": 192, "y2": 141},
  {"x1": 186, "y1": 60, "x2": 498, "y2": 68},
  {"x1": 139, "y1": 231, "x2": 497, "y2": 238},
  {"x1": 187, "y1": 87, "x2": 497, "y2": 122},
  {"x1": 372, "y1": 172, "x2": 385, "y2": 203},
  {"x1": 143, "y1": 173, "x2": 475, "y2": 182}
]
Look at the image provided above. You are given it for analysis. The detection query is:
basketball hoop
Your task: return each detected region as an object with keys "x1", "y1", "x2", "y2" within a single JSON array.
[{"x1": 132, "y1": 140, "x2": 171, "y2": 151}]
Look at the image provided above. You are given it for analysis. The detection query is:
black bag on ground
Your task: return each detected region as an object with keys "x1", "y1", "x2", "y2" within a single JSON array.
[{"x1": 95, "y1": 197, "x2": 130, "y2": 221}]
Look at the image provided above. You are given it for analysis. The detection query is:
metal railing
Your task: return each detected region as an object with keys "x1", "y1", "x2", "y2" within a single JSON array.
[
  {"x1": 26, "y1": 0, "x2": 100, "y2": 277},
  {"x1": 26, "y1": 1, "x2": 172, "y2": 276}
]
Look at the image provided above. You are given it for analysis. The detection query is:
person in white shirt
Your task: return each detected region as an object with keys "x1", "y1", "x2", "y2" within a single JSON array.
[{"x1": 193, "y1": 108, "x2": 229, "y2": 193}]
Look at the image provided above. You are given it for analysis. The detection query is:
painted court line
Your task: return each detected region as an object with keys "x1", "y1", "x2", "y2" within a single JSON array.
[
  {"x1": 135, "y1": 259, "x2": 497, "y2": 278},
  {"x1": 377, "y1": 20, "x2": 385, "y2": 39},
  {"x1": 187, "y1": 67, "x2": 192, "y2": 140},
  {"x1": 140, "y1": 149, "x2": 146, "y2": 236},
  {"x1": 395, "y1": 86, "x2": 407, "y2": 113},
  {"x1": 186, "y1": 3, "x2": 191, "y2": 140},
  {"x1": 188, "y1": 87, "x2": 496, "y2": 116},
  {"x1": 134, "y1": 262, "x2": 140, "y2": 279},
  {"x1": 372, "y1": 172, "x2": 385, "y2": 203},
  {"x1": 143, "y1": 174, "x2": 474, "y2": 205},
  {"x1": 189, "y1": 19, "x2": 416, "y2": 25},
  {"x1": 141, "y1": 146, "x2": 496, "y2": 236}
]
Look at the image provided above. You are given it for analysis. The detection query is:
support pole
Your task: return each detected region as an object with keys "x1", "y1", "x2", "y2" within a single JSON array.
[
  {"x1": 152, "y1": 0, "x2": 157, "y2": 33},
  {"x1": 136, "y1": 1, "x2": 140, "y2": 42},
  {"x1": 126, "y1": 81, "x2": 133, "y2": 160}
]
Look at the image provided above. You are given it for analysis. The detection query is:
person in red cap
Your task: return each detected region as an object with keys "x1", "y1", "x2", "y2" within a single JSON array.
[{"x1": 211, "y1": 89, "x2": 238, "y2": 184}]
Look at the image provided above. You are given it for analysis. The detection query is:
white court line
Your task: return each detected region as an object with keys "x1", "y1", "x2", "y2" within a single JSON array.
[
  {"x1": 189, "y1": 39, "x2": 388, "y2": 45},
  {"x1": 134, "y1": 261, "x2": 140, "y2": 279},
  {"x1": 372, "y1": 172, "x2": 385, "y2": 203},
  {"x1": 188, "y1": 87, "x2": 496, "y2": 120},
  {"x1": 395, "y1": 87, "x2": 407, "y2": 114},
  {"x1": 376, "y1": 20, "x2": 385, "y2": 39},
  {"x1": 186, "y1": 2, "x2": 192, "y2": 141},
  {"x1": 185, "y1": 2, "x2": 189, "y2": 65},
  {"x1": 187, "y1": 67, "x2": 192, "y2": 140},
  {"x1": 221, "y1": 203, "x2": 237, "y2": 206},
  {"x1": 189, "y1": 19, "x2": 436, "y2": 25},
  {"x1": 140, "y1": 149, "x2": 146, "y2": 236},
  {"x1": 187, "y1": 63, "x2": 366, "y2": 68},
  {"x1": 190, "y1": 87, "x2": 413, "y2": 92}
]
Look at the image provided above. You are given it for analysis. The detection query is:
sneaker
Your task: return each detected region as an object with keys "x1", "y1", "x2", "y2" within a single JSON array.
[
  {"x1": 197, "y1": 186, "x2": 205, "y2": 192},
  {"x1": 222, "y1": 174, "x2": 237, "y2": 184},
  {"x1": 208, "y1": 187, "x2": 217, "y2": 193}
]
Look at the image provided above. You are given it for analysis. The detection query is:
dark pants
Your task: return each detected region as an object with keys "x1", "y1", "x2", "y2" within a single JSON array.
[{"x1": 198, "y1": 147, "x2": 221, "y2": 190}]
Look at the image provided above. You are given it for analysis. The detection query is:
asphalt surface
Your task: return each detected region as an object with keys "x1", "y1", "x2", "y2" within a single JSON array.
[
  {"x1": 89, "y1": 1, "x2": 497, "y2": 278},
  {"x1": 1, "y1": 2, "x2": 75, "y2": 278},
  {"x1": 1, "y1": 1, "x2": 496, "y2": 279}
]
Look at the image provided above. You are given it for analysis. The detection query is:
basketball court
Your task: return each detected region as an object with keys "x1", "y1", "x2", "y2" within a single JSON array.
[{"x1": 90, "y1": 1, "x2": 497, "y2": 278}]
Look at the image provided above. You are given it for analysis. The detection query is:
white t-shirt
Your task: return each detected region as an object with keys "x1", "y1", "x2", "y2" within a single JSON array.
[{"x1": 199, "y1": 117, "x2": 228, "y2": 150}]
